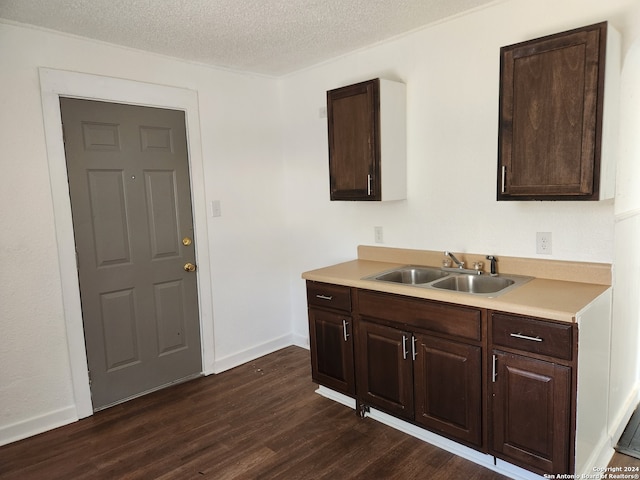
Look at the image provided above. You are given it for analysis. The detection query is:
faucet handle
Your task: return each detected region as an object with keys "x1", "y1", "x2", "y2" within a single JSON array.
[{"x1": 486, "y1": 255, "x2": 498, "y2": 276}]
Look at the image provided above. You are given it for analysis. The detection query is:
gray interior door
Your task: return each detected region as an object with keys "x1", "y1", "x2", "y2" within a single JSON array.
[{"x1": 60, "y1": 98, "x2": 202, "y2": 410}]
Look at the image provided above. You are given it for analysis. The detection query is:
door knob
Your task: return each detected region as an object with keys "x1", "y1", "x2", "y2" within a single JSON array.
[{"x1": 183, "y1": 262, "x2": 197, "y2": 272}]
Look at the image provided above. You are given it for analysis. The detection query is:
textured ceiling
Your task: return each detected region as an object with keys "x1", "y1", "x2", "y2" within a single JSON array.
[{"x1": 0, "y1": 0, "x2": 498, "y2": 76}]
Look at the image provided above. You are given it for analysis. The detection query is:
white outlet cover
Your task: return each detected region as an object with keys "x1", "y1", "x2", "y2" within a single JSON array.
[{"x1": 536, "y1": 232, "x2": 552, "y2": 254}]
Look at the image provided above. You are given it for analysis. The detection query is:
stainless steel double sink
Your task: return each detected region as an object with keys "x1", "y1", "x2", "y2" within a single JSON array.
[{"x1": 364, "y1": 266, "x2": 532, "y2": 297}]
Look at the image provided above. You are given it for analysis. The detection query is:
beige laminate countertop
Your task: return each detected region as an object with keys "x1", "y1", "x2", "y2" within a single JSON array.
[{"x1": 302, "y1": 258, "x2": 610, "y2": 323}]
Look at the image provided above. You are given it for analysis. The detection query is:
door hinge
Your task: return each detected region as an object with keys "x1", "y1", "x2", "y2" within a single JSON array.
[{"x1": 87, "y1": 370, "x2": 92, "y2": 386}]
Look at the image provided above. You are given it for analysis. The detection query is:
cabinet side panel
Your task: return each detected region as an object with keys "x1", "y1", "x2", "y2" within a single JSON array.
[
  {"x1": 575, "y1": 289, "x2": 612, "y2": 475},
  {"x1": 599, "y1": 25, "x2": 621, "y2": 200},
  {"x1": 379, "y1": 79, "x2": 406, "y2": 201}
]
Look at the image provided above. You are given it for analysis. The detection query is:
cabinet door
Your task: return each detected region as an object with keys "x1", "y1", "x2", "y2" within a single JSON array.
[
  {"x1": 355, "y1": 319, "x2": 413, "y2": 419},
  {"x1": 498, "y1": 23, "x2": 606, "y2": 200},
  {"x1": 491, "y1": 351, "x2": 571, "y2": 475},
  {"x1": 308, "y1": 308, "x2": 355, "y2": 395},
  {"x1": 327, "y1": 79, "x2": 380, "y2": 201},
  {"x1": 414, "y1": 334, "x2": 482, "y2": 447}
]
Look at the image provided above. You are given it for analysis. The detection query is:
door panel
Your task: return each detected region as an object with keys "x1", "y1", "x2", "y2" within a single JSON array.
[
  {"x1": 145, "y1": 170, "x2": 180, "y2": 258},
  {"x1": 60, "y1": 98, "x2": 202, "y2": 410},
  {"x1": 327, "y1": 79, "x2": 380, "y2": 200},
  {"x1": 308, "y1": 308, "x2": 355, "y2": 395},
  {"x1": 100, "y1": 288, "x2": 139, "y2": 370},
  {"x1": 491, "y1": 351, "x2": 571, "y2": 474},
  {"x1": 355, "y1": 319, "x2": 414, "y2": 419},
  {"x1": 154, "y1": 280, "x2": 188, "y2": 355},
  {"x1": 414, "y1": 334, "x2": 482, "y2": 447},
  {"x1": 88, "y1": 170, "x2": 131, "y2": 266}
]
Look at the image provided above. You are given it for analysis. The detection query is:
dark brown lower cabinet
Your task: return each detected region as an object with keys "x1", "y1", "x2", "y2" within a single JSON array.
[
  {"x1": 355, "y1": 319, "x2": 414, "y2": 419},
  {"x1": 355, "y1": 317, "x2": 483, "y2": 448},
  {"x1": 490, "y1": 351, "x2": 571, "y2": 475},
  {"x1": 414, "y1": 334, "x2": 482, "y2": 447},
  {"x1": 308, "y1": 307, "x2": 355, "y2": 395},
  {"x1": 306, "y1": 283, "x2": 578, "y2": 476}
]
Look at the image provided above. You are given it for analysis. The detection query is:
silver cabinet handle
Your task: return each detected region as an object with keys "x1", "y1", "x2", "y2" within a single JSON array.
[
  {"x1": 510, "y1": 332, "x2": 543, "y2": 342},
  {"x1": 315, "y1": 294, "x2": 333, "y2": 301},
  {"x1": 411, "y1": 336, "x2": 417, "y2": 360},
  {"x1": 492, "y1": 354, "x2": 498, "y2": 383},
  {"x1": 402, "y1": 335, "x2": 408, "y2": 360},
  {"x1": 367, "y1": 174, "x2": 372, "y2": 196},
  {"x1": 501, "y1": 165, "x2": 507, "y2": 193},
  {"x1": 342, "y1": 319, "x2": 349, "y2": 342}
]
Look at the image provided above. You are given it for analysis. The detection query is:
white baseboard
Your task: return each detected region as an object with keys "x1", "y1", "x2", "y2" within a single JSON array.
[
  {"x1": 610, "y1": 383, "x2": 640, "y2": 447},
  {"x1": 315, "y1": 387, "x2": 545, "y2": 480},
  {"x1": 1, "y1": 337, "x2": 300, "y2": 446},
  {"x1": 316, "y1": 386, "x2": 356, "y2": 409},
  {"x1": 583, "y1": 440, "x2": 615, "y2": 478},
  {"x1": 579, "y1": 384, "x2": 640, "y2": 476},
  {"x1": 0, "y1": 405, "x2": 78, "y2": 447},
  {"x1": 210, "y1": 334, "x2": 295, "y2": 374},
  {"x1": 291, "y1": 333, "x2": 309, "y2": 349}
]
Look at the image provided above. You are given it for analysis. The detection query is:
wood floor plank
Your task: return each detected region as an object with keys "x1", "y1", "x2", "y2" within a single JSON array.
[{"x1": 1, "y1": 346, "x2": 638, "y2": 479}]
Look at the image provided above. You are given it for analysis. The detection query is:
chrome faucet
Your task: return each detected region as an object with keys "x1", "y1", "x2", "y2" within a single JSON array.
[
  {"x1": 444, "y1": 251, "x2": 465, "y2": 269},
  {"x1": 443, "y1": 251, "x2": 483, "y2": 275}
]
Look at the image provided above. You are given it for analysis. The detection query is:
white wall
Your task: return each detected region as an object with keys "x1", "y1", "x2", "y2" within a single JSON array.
[
  {"x1": 281, "y1": 0, "x2": 640, "y2": 356},
  {"x1": 610, "y1": 0, "x2": 640, "y2": 443},
  {"x1": 2, "y1": 0, "x2": 640, "y2": 449},
  {"x1": 0, "y1": 22, "x2": 292, "y2": 442}
]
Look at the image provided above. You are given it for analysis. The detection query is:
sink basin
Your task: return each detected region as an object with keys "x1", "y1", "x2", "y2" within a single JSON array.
[
  {"x1": 370, "y1": 266, "x2": 449, "y2": 285},
  {"x1": 365, "y1": 266, "x2": 532, "y2": 297},
  {"x1": 431, "y1": 274, "x2": 529, "y2": 296}
]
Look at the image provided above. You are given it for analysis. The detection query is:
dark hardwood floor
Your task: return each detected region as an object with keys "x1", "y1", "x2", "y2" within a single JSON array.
[{"x1": 1, "y1": 346, "x2": 638, "y2": 479}]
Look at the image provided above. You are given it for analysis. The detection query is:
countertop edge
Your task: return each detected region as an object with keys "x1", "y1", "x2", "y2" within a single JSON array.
[{"x1": 302, "y1": 259, "x2": 611, "y2": 323}]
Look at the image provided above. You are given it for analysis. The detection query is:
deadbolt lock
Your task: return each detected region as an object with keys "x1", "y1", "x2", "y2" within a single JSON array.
[
  {"x1": 183, "y1": 262, "x2": 197, "y2": 272},
  {"x1": 182, "y1": 237, "x2": 192, "y2": 246}
]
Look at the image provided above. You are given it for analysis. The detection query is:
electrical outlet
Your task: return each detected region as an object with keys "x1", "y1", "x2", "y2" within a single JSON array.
[
  {"x1": 374, "y1": 226, "x2": 384, "y2": 243},
  {"x1": 536, "y1": 232, "x2": 552, "y2": 254}
]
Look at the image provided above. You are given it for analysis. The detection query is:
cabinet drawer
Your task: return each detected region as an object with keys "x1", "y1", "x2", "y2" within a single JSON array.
[
  {"x1": 491, "y1": 312, "x2": 573, "y2": 360},
  {"x1": 306, "y1": 281, "x2": 352, "y2": 312},
  {"x1": 358, "y1": 290, "x2": 481, "y2": 341}
]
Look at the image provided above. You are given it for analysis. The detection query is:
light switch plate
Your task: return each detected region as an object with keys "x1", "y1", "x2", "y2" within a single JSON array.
[
  {"x1": 374, "y1": 226, "x2": 384, "y2": 243},
  {"x1": 210, "y1": 200, "x2": 222, "y2": 217}
]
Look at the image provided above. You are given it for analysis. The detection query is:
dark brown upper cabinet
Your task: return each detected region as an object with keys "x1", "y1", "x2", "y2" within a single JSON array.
[
  {"x1": 497, "y1": 22, "x2": 620, "y2": 201},
  {"x1": 327, "y1": 78, "x2": 406, "y2": 201}
]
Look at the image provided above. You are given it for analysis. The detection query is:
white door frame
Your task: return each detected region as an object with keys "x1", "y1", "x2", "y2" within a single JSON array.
[{"x1": 39, "y1": 68, "x2": 216, "y2": 419}]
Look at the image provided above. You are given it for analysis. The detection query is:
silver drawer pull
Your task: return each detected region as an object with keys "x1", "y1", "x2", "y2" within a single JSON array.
[
  {"x1": 342, "y1": 319, "x2": 350, "y2": 342},
  {"x1": 510, "y1": 332, "x2": 543, "y2": 342},
  {"x1": 315, "y1": 294, "x2": 333, "y2": 301}
]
